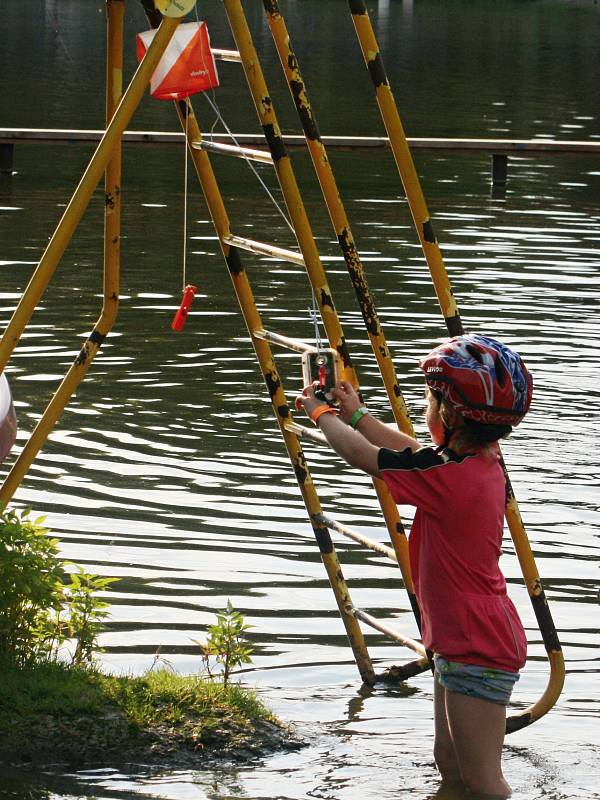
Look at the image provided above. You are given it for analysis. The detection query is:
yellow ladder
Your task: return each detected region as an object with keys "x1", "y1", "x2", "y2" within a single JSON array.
[{"x1": 142, "y1": 0, "x2": 435, "y2": 685}]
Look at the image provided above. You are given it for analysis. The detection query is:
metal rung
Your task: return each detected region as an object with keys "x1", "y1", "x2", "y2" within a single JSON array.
[
  {"x1": 211, "y1": 48, "x2": 242, "y2": 63},
  {"x1": 254, "y1": 328, "x2": 316, "y2": 354},
  {"x1": 192, "y1": 139, "x2": 273, "y2": 164},
  {"x1": 314, "y1": 513, "x2": 397, "y2": 562},
  {"x1": 345, "y1": 605, "x2": 427, "y2": 658},
  {"x1": 222, "y1": 234, "x2": 305, "y2": 266},
  {"x1": 283, "y1": 420, "x2": 328, "y2": 445}
]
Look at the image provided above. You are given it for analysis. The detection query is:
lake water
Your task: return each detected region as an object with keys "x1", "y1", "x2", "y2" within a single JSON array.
[{"x1": 1, "y1": 1, "x2": 599, "y2": 798}]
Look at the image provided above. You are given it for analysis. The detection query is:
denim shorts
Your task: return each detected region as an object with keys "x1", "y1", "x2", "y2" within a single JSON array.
[{"x1": 434, "y1": 655, "x2": 520, "y2": 706}]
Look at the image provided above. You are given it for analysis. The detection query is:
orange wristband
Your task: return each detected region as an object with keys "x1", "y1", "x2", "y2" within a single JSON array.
[{"x1": 309, "y1": 405, "x2": 338, "y2": 424}]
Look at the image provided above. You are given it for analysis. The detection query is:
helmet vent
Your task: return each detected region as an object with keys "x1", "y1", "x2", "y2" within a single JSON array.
[
  {"x1": 466, "y1": 344, "x2": 484, "y2": 363},
  {"x1": 494, "y1": 356, "x2": 508, "y2": 386}
]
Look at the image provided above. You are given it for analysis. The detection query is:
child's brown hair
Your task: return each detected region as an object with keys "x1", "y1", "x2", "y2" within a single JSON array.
[{"x1": 430, "y1": 389, "x2": 512, "y2": 456}]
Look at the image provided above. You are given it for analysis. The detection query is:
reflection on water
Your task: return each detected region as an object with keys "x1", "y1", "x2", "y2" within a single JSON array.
[{"x1": 1, "y1": 1, "x2": 600, "y2": 799}]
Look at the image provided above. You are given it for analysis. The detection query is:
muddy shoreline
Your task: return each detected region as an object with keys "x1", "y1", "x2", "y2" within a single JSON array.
[{"x1": 0, "y1": 706, "x2": 305, "y2": 771}]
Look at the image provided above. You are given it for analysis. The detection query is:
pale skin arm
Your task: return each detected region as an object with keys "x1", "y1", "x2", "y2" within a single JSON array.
[
  {"x1": 313, "y1": 410, "x2": 381, "y2": 477},
  {"x1": 331, "y1": 381, "x2": 420, "y2": 452},
  {"x1": 297, "y1": 381, "x2": 420, "y2": 477}
]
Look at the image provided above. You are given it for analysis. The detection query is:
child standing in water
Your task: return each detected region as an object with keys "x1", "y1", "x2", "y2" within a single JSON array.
[{"x1": 297, "y1": 334, "x2": 532, "y2": 799}]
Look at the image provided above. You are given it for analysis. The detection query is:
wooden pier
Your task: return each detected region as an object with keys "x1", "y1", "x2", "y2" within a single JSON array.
[{"x1": 1, "y1": 127, "x2": 598, "y2": 184}]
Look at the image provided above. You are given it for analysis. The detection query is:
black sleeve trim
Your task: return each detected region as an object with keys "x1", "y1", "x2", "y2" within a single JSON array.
[{"x1": 378, "y1": 446, "x2": 464, "y2": 472}]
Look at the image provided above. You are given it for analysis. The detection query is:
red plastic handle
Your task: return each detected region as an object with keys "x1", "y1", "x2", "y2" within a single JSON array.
[
  {"x1": 171, "y1": 284, "x2": 198, "y2": 332},
  {"x1": 319, "y1": 363, "x2": 327, "y2": 388}
]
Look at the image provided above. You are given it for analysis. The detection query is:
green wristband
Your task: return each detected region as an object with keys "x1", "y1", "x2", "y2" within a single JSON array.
[{"x1": 348, "y1": 407, "x2": 369, "y2": 429}]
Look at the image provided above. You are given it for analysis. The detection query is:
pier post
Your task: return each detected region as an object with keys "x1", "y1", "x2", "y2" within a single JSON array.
[
  {"x1": 492, "y1": 153, "x2": 508, "y2": 185},
  {"x1": 0, "y1": 143, "x2": 14, "y2": 175}
]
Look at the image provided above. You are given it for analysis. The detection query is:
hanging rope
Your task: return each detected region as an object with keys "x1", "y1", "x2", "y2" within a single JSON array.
[
  {"x1": 311, "y1": 290, "x2": 322, "y2": 354},
  {"x1": 202, "y1": 92, "x2": 324, "y2": 352},
  {"x1": 202, "y1": 93, "x2": 295, "y2": 236},
  {"x1": 171, "y1": 99, "x2": 198, "y2": 332},
  {"x1": 182, "y1": 97, "x2": 190, "y2": 291}
]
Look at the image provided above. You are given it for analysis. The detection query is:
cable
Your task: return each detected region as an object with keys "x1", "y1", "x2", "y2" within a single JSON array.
[
  {"x1": 202, "y1": 92, "x2": 296, "y2": 237},
  {"x1": 201, "y1": 92, "x2": 324, "y2": 351},
  {"x1": 182, "y1": 98, "x2": 190, "y2": 290}
]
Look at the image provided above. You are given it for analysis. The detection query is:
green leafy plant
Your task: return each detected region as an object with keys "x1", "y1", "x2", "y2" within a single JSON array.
[
  {"x1": 64, "y1": 567, "x2": 117, "y2": 667},
  {"x1": 0, "y1": 506, "x2": 116, "y2": 668},
  {"x1": 0, "y1": 507, "x2": 65, "y2": 666},
  {"x1": 194, "y1": 600, "x2": 254, "y2": 686}
]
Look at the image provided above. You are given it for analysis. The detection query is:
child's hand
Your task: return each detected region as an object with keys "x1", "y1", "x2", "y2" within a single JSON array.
[
  {"x1": 295, "y1": 383, "x2": 326, "y2": 417},
  {"x1": 332, "y1": 380, "x2": 365, "y2": 424}
]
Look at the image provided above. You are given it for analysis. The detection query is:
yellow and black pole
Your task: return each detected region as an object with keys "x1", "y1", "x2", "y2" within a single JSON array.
[
  {"x1": 140, "y1": 2, "x2": 376, "y2": 685},
  {"x1": 0, "y1": 5, "x2": 185, "y2": 505},
  {"x1": 503, "y1": 489, "x2": 564, "y2": 731},
  {"x1": 261, "y1": 0, "x2": 426, "y2": 635},
  {"x1": 104, "y1": 0, "x2": 125, "y2": 324},
  {"x1": 347, "y1": 0, "x2": 564, "y2": 728},
  {"x1": 223, "y1": 0, "x2": 357, "y2": 388},
  {"x1": 223, "y1": 0, "x2": 431, "y2": 648},
  {"x1": 262, "y1": 0, "x2": 411, "y2": 434},
  {"x1": 347, "y1": 0, "x2": 461, "y2": 336},
  {"x1": 174, "y1": 103, "x2": 376, "y2": 685}
]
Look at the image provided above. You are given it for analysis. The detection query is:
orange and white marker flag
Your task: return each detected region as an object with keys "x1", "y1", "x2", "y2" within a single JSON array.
[{"x1": 136, "y1": 21, "x2": 219, "y2": 101}]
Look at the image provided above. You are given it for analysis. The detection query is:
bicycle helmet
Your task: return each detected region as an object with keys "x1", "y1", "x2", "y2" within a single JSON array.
[{"x1": 419, "y1": 334, "x2": 532, "y2": 426}]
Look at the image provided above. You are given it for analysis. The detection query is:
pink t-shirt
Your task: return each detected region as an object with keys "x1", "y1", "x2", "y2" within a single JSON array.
[{"x1": 378, "y1": 445, "x2": 527, "y2": 672}]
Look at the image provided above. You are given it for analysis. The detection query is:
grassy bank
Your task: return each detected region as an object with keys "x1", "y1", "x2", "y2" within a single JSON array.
[
  {"x1": 0, "y1": 660, "x2": 299, "y2": 767},
  {"x1": 0, "y1": 509, "x2": 299, "y2": 767}
]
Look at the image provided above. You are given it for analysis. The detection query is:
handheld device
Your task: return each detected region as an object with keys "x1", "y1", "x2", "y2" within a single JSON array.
[{"x1": 301, "y1": 349, "x2": 340, "y2": 405}]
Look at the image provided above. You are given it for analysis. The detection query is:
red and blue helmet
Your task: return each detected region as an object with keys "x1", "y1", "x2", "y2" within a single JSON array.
[{"x1": 419, "y1": 334, "x2": 533, "y2": 426}]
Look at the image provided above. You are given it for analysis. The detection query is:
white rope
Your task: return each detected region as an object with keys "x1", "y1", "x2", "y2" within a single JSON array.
[
  {"x1": 311, "y1": 291, "x2": 322, "y2": 353},
  {"x1": 202, "y1": 93, "x2": 325, "y2": 351},
  {"x1": 182, "y1": 98, "x2": 190, "y2": 291},
  {"x1": 202, "y1": 92, "x2": 296, "y2": 237}
]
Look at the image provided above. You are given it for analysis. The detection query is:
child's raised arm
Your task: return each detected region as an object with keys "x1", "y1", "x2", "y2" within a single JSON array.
[
  {"x1": 296, "y1": 382, "x2": 418, "y2": 477},
  {"x1": 332, "y1": 381, "x2": 420, "y2": 453},
  {"x1": 297, "y1": 384, "x2": 379, "y2": 475}
]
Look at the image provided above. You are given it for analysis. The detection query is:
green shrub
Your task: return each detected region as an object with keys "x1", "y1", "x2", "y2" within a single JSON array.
[
  {"x1": 0, "y1": 506, "x2": 116, "y2": 667},
  {"x1": 65, "y1": 566, "x2": 116, "y2": 667},
  {"x1": 194, "y1": 600, "x2": 254, "y2": 686}
]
